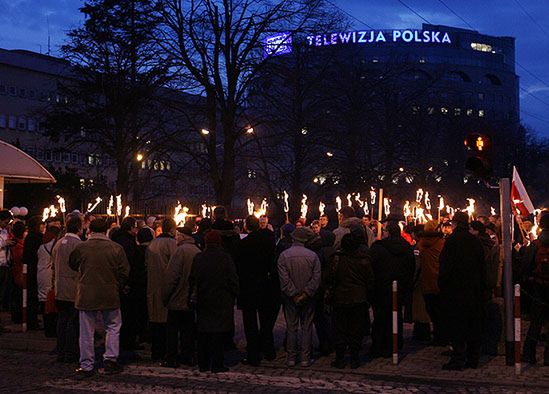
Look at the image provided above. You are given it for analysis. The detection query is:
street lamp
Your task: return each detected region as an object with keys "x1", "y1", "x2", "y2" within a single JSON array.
[
  {"x1": 201, "y1": 128, "x2": 210, "y2": 135},
  {"x1": 136, "y1": 153, "x2": 144, "y2": 162},
  {"x1": 326, "y1": 151, "x2": 334, "y2": 157},
  {"x1": 246, "y1": 126, "x2": 254, "y2": 134}
]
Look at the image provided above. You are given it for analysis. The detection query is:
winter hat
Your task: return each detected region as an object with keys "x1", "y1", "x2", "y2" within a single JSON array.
[
  {"x1": 424, "y1": 220, "x2": 439, "y2": 233},
  {"x1": 281, "y1": 223, "x2": 295, "y2": 237},
  {"x1": 137, "y1": 228, "x2": 154, "y2": 244},
  {"x1": 292, "y1": 227, "x2": 314, "y2": 243},
  {"x1": 205, "y1": 230, "x2": 222, "y2": 245}
]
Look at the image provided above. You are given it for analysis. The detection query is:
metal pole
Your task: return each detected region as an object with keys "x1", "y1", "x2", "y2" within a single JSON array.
[
  {"x1": 500, "y1": 178, "x2": 514, "y2": 365},
  {"x1": 514, "y1": 284, "x2": 521, "y2": 374},
  {"x1": 0, "y1": 176, "x2": 4, "y2": 209},
  {"x1": 377, "y1": 188, "x2": 383, "y2": 240},
  {"x1": 392, "y1": 280, "x2": 398, "y2": 365}
]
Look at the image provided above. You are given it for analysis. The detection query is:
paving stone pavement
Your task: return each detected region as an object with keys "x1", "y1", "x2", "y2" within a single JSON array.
[{"x1": 0, "y1": 309, "x2": 548, "y2": 393}]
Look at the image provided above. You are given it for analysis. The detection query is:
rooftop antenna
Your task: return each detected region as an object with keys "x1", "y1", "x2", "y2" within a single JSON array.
[{"x1": 47, "y1": 15, "x2": 51, "y2": 55}]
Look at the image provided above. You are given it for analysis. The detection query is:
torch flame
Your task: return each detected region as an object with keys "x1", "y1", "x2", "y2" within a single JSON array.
[
  {"x1": 174, "y1": 201, "x2": 189, "y2": 227},
  {"x1": 384, "y1": 198, "x2": 391, "y2": 216},
  {"x1": 253, "y1": 198, "x2": 268, "y2": 218},
  {"x1": 354, "y1": 193, "x2": 364, "y2": 207},
  {"x1": 438, "y1": 196, "x2": 445, "y2": 210},
  {"x1": 425, "y1": 192, "x2": 431, "y2": 211},
  {"x1": 465, "y1": 198, "x2": 475, "y2": 218},
  {"x1": 87, "y1": 197, "x2": 102, "y2": 213},
  {"x1": 347, "y1": 194, "x2": 353, "y2": 207},
  {"x1": 283, "y1": 191, "x2": 289, "y2": 213},
  {"x1": 201, "y1": 204, "x2": 208, "y2": 218},
  {"x1": 116, "y1": 195, "x2": 122, "y2": 217},
  {"x1": 416, "y1": 189, "x2": 424, "y2": 204},
  {"x1": 446, "y1": 205, "x2": 455, "y2": 219},
  {"x1": 300, "y1": 194, "x2": 308, "y2": 220},
  {"x1": 124, "y1": 206, "x2": 130, "y2": 218},
  {"x1": 490, "y1": 206, "x2": 496, "y2": 216},
  {"x1": 247, "y1": 199, "x2": 254, "y2": 216},
  {"x1": 370, "y1": 187, "x2": 376, "y2": 205},
  {"x1": 42, "y1": 207, "x2": 50, "y2": 222},
  {"x1": 403, "y1": 201, "x2": 411, "y2": 218},
  {"x1": 336, "y1": 196, "x2": 342, "y2": 212},
  {"x1": 107, "y1": 195, "x2": 114, "y2": 216},
  {"x1": 48, "y1": 205, "x2": 58, "y2": 218},
  {"x1": 319, "y1": 201, "x2": 325, "y2": 216},
  {"x1": 56, "y1": 195, "x2": 66, "y2": 213}
]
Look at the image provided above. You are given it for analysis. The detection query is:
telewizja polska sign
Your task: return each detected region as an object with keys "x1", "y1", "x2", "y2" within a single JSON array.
[{"x1": 307, "y1": 30, "x2": 452, "y2": 47}]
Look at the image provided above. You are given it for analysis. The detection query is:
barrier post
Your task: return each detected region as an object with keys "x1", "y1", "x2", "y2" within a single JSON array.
[
  {"x1": 514, "y1": 284, "x2": 521, "y2": 375},
  {"x1": 392, "y1": 280, "x2": 398, "y2": 365},
  {"x1": 22, "y1": 263, "x2": 27, "y2": 333}
]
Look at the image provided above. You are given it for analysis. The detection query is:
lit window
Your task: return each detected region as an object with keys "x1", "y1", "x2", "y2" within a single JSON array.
[
  {"x1": 166, "y1": 162, "x2": 171, "y2": 171},
  {"x1": 419, "y1": 58, "x2": 426, "y2": 63},
  {"x1": 247, "y1": 169, "x2": 257, "y2": 179},
  {"x1": 441, "y1": 107, "x2": 448, "y2": 115},
  {"x1": 427, "y1": 107, "x2": 434, "y2": 115},
  {"x1": 28, "y1": 118, "x2": 35, "y2": 132},
  {"x1": 8, "y1": 115, "x2": 16, "y2": 129},
  {"x1": 478, "y1": 109, "x2": 485, "y2": 117},
  {"x1": 471, "y1": 42, "x2": 493, "y2": 52},
  {"x1": 478, "y1": 93, "x2": 484, "y2": 100},
  {"x1": 466, "y1": 109, "x2": 474, "y2": 117},
  {"x1": 454, "y1": 108, "x2": 461, "y2": 116},
  {"x1": 372, "y1": 58, "x2": 379, "y2": 63},
  {"x1": 412, "y1": 106, "x2": 420, "y2": 114}
]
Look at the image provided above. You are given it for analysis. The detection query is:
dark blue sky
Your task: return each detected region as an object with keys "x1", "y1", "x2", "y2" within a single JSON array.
[{"x1": 1, "y1": 0, "x2": 548, "y2": 138}]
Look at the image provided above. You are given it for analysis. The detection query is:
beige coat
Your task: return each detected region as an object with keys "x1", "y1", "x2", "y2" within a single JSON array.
[
  {"x1": 69, "y1": 234, "x2": 129, "y2": 311},
  {"x1": 52, "y1": 233, "x2": 82, "y2": 302},
  {"x1": 163, "y1": 238, "x2": 201, "y2": 311},
  {"x1": 146, "y1": 235, "x2": 177, "y2": 322}
]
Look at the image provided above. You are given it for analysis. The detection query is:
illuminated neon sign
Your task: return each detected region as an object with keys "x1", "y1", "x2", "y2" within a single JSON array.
[
  {"x1": 264, "y1": 32, "x2": 292, "y2": 58},
  {"x1": 307, "y1": 30, "x2": 452, "y2": 47}
]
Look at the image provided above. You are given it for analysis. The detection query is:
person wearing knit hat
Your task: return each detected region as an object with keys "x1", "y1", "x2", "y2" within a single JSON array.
[
  {"x1": 190, "y1": 228, "x2": 238, "y2": 373},
  {"x1": 278, "y1": 225, "x2": 321, "y2": 367}
]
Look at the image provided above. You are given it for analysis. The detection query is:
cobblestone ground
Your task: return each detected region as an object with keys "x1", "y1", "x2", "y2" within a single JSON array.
[{"x1": 0, "y1": 307, "x2": 548, "y2": 393}]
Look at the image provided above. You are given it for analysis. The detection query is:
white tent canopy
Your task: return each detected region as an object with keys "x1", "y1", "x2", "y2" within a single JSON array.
[{"x1": 0, "y1": 139, "x2": 56, "y2": 208}]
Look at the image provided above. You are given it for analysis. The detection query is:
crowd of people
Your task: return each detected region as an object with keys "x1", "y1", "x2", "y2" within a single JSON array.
[{"x1": 0, "y1": 203, "x2": 547, "y2": 379}]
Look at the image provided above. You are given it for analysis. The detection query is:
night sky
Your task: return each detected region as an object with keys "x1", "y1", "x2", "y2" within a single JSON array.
[{"x1": 1, "y1": 0, "x2": 548, "y2": 138}]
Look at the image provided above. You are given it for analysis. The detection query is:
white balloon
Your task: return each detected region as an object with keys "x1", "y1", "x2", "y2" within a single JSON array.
[
  {"x1": 10, "y1": 207, "x2": 20, "y2": 216},
  {"x1": 19, "y1": 207, "x2": 28, "y2": 216}
]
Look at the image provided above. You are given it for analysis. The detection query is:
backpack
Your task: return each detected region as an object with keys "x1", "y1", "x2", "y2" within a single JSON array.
[{"x1": 533, "y1": 241, "x2": 549, "y2": 285}]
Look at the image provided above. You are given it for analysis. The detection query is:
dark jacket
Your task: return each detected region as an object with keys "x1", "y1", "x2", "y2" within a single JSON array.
[
  {"x1": 326, "y1": 247, "x2": 374, "y2": 305},
  {"x1": 190, "y1": 245, "x2": 239, "y2": 333},
  {"x1": 370, "y1": 236, "x2": 415, "y2": 306},
  {"x1": 112, "y1": 230, "x2": 141, "y2": 297},
  {"x1": 234, "y1": 230, "x2": 276, "y2": 309},
  {"x1": 275, "y1": 236, "x2": 293, "y2": 259},
  {"x1": 132, "y1": 243, "x2": 149, "y2": 299},
  {"x1": 438, "y1": 226, "x2": 485, "y2": 341},
  {"x1": 212, "y1": 219, "x2": 241, "y2": 259}
]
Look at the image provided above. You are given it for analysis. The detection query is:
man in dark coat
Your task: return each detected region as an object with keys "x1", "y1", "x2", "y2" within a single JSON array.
[
  {"x1": 369, "y1": 222, "x2": 415, "y2": 358},
  {"x1": 438, "y1": 212, "x2": 485, "y2": 370},
  {"x1": 111, "y1": 217, "x2": 139, "y2": 355},
  {"x1": 23, "y1": 216, "x2": 44, "y2": 330},
  {"x1": 234, "y1": 216, "x2": 277, "y2": 366},
  {"x1": 190, "y1": 230, "x2": 239, "y2": 373}
]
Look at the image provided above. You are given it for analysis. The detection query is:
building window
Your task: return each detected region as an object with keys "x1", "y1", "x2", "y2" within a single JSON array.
[
  {"x1": 29, "y1": 90, "x2": 35, "y2": 99},
  {"x1": 19, "y1": 88, "x2": 26, "y2": 97},
  {"x1": 478, "y1": 109, "x2": 485, "y2": 117},
  {"x1": 36, "y1": 149, "x2": 44, "y2": 160},
  {"x1": 28, "y1": 118, "x2": 35, "y2": 132},
  {"x1": 18, "y1": 116, "x2": 26, "y2": 130},
  {"x1": 8, "y1": 115, "x2": 16, "y2": 129},
  {"x1": 9, "y1": 86, "x2": 16, "y2": 96},
  {"x1": 45, "y1": 150, "x2": 52, "y2": 161},
  {"x1": 412, "y1": 106, "x2": 420, "y2": 114},
  {"x1": 471, "y1": 42, "x2": 493, "y2": 52},
  {"x1": 466, "y1": 109, "x2": 474, "y2": 117},
  {"x1": 441, "y1": 107, "x2": 448, "y2": 115},
  {"x1": 0, "y1": 85, "x2": 6, "y2": 94},
  {"x1": 63, "y1": 152, "x2": 70, "y2": 163},
  {"x1": 26, "y1": 147, "x2": 35, "y2": 156},
  {"x1": 0, "y1": 115, "x2": 5, "y2": 128},
  {"x1": 427, "y1": 107, "x2": 435, "y2": 115},
  {"x1": 247, "y1": 169, "x2": 257, "y2": 179},
  {"x1": 54, "y1": 151, "x2": 61, "y2": 162},
  {"x1": 454, "y1": 108, "x2": 462, "y2": 116},
  {"x1": 419, "y1": 57, "x2": 426, "y2": 63},
  {"x1": 478, "y1": 93, "x2": 484, "y2": 100},
  {"x1": 71, "y1": 153, "x2": 78, "y2": 163}
]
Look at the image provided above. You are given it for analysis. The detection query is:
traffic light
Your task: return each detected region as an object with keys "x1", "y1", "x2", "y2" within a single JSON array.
[{"x1": 464, "y1": 133, "x2": 492, "y2": 179}]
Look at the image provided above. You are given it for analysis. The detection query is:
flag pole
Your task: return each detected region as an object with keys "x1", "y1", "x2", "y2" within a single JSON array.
[{"x1": 500, "y1": 178, "x2": 514, "y2": 366}]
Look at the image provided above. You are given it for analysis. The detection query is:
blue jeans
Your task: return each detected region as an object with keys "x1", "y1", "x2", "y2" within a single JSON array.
[
  {"x1": 282, "y1": 297, "x2": 315, "y2": 362},
  {"x1": 79, "y1": 309, "x2": 122, "y2": 371}
]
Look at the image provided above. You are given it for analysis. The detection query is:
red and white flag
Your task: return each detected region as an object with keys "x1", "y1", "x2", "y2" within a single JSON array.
[{"x1": 511, "y1": 166, "x2": 535, "y2": 216}]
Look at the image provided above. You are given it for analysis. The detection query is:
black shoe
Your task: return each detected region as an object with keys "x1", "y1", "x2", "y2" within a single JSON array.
[
  {"x1": 241, "y1": 358, "x2": 260, "y2": 367},
  {"x1": 442, "y1": 362, "x2": 464, "y2": 371},
  {"x1": 211, "y1": 366, "x2": 229, "y2": 373},
  {"x1": 330, "y1": 359, "x2": 346, "y2": 369},
  {"x1": 160, "y1": 361, "x2": 179, "y2": 368},
  {"x1": 103, "y1": 360, "x2": 122, "y2": 375},
  {"x1": 263, "y1": 352, "x2": 276, "y2": 361},
  {"x1": 74, "y1": 368, "x2": 94, "y2": 379}
]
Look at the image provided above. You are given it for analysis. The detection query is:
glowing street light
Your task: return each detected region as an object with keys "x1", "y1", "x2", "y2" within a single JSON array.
[
  {"x1": 246, "y1": 126, "x2": 254, "y2": 134},
  {"x1": 326, "y1": 151, "x2": 334, "y2": 157},
  {"x1": 136, "y1": 153, "x2": 144, "y2": 161},
  {"x1": 201, "y1": 128, "x2": 210, "y2": 135}
]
